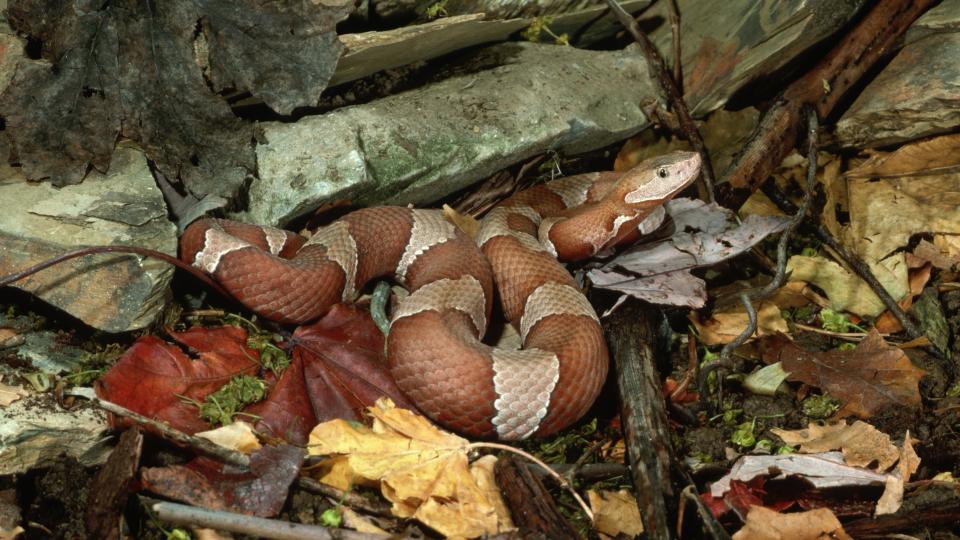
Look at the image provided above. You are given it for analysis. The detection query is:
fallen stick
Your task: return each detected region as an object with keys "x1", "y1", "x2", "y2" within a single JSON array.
[{"x1": 603, "y1": 301, "x2": 675, "y2": 540}]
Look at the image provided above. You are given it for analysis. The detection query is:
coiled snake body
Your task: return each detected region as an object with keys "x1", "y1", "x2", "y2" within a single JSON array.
[{"x1": 180, "y1": 151, "x2": 701, "y2": 439}]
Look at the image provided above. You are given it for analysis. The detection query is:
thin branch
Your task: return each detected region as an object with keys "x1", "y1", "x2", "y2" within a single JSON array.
[
  {"x1": 701, "y1": 107, "x2": 819, "y2": 399},
  {"x1": 667, "y1": 0, "x2": 683, "y2": 90},
  {"x1": 66, "y1": 388, "x2": 391, "y2": 516},
  {"x1": 604, "y1": 0, "x2": 715, "y2": 202},
  {"x1": 0, "y1": 245, "x2": 235, "y2": 302},
  {"x1": 149, "y1": 500, "x2": 383, "y2": 540},
  {"x1": 761, "y1": 180, "x2": 939, "y2": 358}
]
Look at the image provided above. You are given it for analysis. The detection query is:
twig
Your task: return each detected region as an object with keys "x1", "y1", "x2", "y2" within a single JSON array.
[
  {"x1": 0, "y1": 245, "x2": 235, "y2": 303},
  {"x1": 700, "y1": 107, "x2": 819, "y2": 403},
  {"x1": 149, "y1": 500, "x2": 383, "y2": 540},
  {"x1": 670, "y1": 329, "x2": 698, "y2": 402},
  {"x1": 561, "y1": 438, "x2": 607, "y2": 487},
  {"x1": 677, "y1": 485, "x2": 732, "y2": 540},
  {"x1": 604, "y1": 302, "x2": 676, "y2": 539},
  {"x1": 666, "y1": 0, "x2": 682, "y2": 90},
  {"x1": 792, "y1": 323, "x2": 885, "y2": 341},
  {"x1": 66, "y1": 388, "x2": 391, "y2": 516},
  {"x1": 761, "y1": 180, "x2": 940, "y2": 359},
  {"x1": 604, "y1": 0, "x2": 716, "y2": 203}
]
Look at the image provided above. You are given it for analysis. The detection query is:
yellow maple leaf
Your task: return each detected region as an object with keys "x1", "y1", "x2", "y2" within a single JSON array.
[{"x1": 308, "y1": 398, "x2": 512, "y2": 538}]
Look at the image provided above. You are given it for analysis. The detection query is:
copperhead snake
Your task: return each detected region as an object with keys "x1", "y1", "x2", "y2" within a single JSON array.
[{"x1": 180, "y1": 151, "x2": 701, "y2": 440}]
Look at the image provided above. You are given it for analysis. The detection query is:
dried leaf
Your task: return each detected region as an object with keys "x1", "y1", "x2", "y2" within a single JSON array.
[
  {"x1": 0, "y1": 377, "x2": 29, "y2": 407},
  {"x1": 341, "y1": 507, "x2": 390, "y2": 535},
  {"x1": 875, "y1": 432, "x2": 920, "y2": 516},
  {"x1": 588, "y1": 489, "x2": 644, "y2": 538},
  {"x1": 874, "y1": 263, "x2": 932, "y2": 333},
  {"x1": 771, "y1": 421, "x2": 899, "y2": 471},
  {"x1": 590, "y1": 198, "x2": 789, "y2": 309},
  {"x1": 913, "y1": 239, "x2": 960, "y2": 271},
  {"x1": 762, "y1": 331, "x2": 925, "y2": 419},
  {"x1": 442, "y1": 204, "x2": 481, "y2": 240},
  {"x1": 141, "y1": 444, "x2": 303, "y2": 518},
  {"x1": 692, "y1": 301, "x2": 788, "y2": 345},
  {"x1": 247, "y1": 303, "x2": 414, "y2": 445},
  {"x1": 743, "y1": 362, "x2": 791, "y2": 396},
  {"x1": 710, "y1": 452, "x2": 890, "y2": 498},
  {"x1": 787, "y1": 256, "x2": 892, "y2": 317},
  {"x1": 308, "y1": 398, "x2": 505, "y2": 538},
  {"x1": 846, "y1": 133, "x2": 960, "y2": 178},
  {"x1": 733, "y1": 506, "x2": 852, "y2": 540},
  {"x1": 95, "y1": 326, "x2": 259, "y2": 435},
  {"x1": 196, "y1": 421, "x2": 262, "y2": 454}
]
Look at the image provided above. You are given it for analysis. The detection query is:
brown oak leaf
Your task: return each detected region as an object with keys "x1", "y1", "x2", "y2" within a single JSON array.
[{"x1": 762, "y1": 330, "x2": 925, "y2": 419}]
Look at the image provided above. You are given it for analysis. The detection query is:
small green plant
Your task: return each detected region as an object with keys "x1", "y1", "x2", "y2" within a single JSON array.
[
  {"x1": 66, "y1": 342, "x2": 126, "y2": 385},
  {"x1": 819, "y1": 308, "x2": 865, "y2": 333},
  {"x1": 424, "y1": 0, "x2": 448, "y2": 18},
  {"x1": 522, "y1": 17, "x2": 570, "y2": 46},
  {"x1": 801, "y1": 394, "x2": 840, "y2": 419},
  {"x1": 731, "y1": 420, "x2": 757, "y2": 449},
  {"x1": 836, "y1": 342, "x2": 856, "y2": 351},
  {"x1": 534, "y1": 418, "x2": 598, "y2": 464},
  {"x1": 190, "y1": 375, "x2": 267, "y2": 426},
  {"x1": 224, "y1": 313, "x2": 291, "y2": 375},
  {"x1": 754, "y1": 438, "x2": 775, "y2": 453}
]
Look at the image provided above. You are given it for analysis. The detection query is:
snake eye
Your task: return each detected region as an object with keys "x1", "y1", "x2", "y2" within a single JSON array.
[{"x1": 657, "y1": 167, "x2": 668, "y2": 178}]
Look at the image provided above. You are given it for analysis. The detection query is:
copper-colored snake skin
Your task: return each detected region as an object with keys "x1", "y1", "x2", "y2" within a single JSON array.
[{"x1": 180, "y1": 152, "x2": 701, "y2": 439}]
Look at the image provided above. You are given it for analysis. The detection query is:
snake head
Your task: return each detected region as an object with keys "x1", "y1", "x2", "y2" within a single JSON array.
[{"x1": 618, "y1": 150, "x2": 702, "y2": 208}]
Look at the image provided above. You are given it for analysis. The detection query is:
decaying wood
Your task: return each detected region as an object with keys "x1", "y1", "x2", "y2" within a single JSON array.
[
  {"x1": 718, "y1": 0, "x2": 938, "y2": 209},
  {"x1": 494, "y1": 456, "x2": 580, "y2": 540},
  {"x1": 603, "y1": 301, "x2": 676, "y2": 540}
]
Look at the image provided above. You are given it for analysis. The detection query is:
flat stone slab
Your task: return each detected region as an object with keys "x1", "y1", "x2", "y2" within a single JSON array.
[
  {"x1": 239, "y1": 42, "x2": 660, "y2": 226},
  {"x1": 835, "y1": 2, "x2": 960, "y2": 148},
  {"x1": 644, "y1": 0, "x2": 866, "y2": 116},
  {"x1": 0, "y1": 145, "x2": 177, "y2": 333},
  {"x1": 333, "y1": 0, "x2": 651, "y2": 87}
]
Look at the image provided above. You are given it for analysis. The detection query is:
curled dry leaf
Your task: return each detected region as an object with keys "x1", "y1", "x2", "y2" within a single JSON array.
[
  {"x1": 195, "y1": 421, "x2": 262, "y2": 454},
  {"x1": 588, "y1": 489, "x2": 644, "y2": 538},
  {"x1": 875, "y1": 432, "x2": 920, "y2": 516},
  {"x1": 308, "y1": 398, "x2": 511, "y2": 538},
  {"x1": 733, "y1": 506, "x2": 851, "y2": 540},
  {"x1": 761, "y1": 330, "x2": 925, "y2": 419}
]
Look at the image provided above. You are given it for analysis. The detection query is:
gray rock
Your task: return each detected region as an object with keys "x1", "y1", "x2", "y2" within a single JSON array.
[
  {"x1": 239, "y1": 42, "x2": 660, "y2": 226},
  {"x1": 333, "y1": 1, "x2": 651, "y2": 87},
  {"x1": 0, "y1": 145, "x2": 177, "y2": 333},
  {"x1": 0, "y1": 393, "x2": 110, "y2": 475},
  {"x1": 835, "y1": 2, "x2": 960, "y2": 148},
  {"x1": 643, "y1": 0, "x2": 867, "y2": 116}
]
